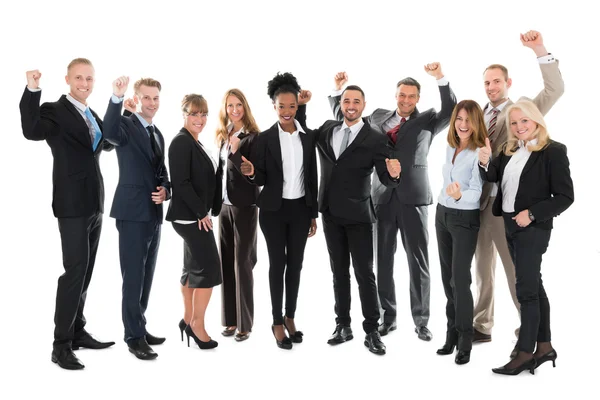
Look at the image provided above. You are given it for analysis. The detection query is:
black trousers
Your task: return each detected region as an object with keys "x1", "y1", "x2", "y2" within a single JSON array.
[
  {"x1": 259, "y1": 198, "x2": 312, "y2": 325},
  {"x1": 374, "y1": 199, "x2": 430, "y2": 327},
  {"x1": 503, "y1": 214, "x2": 552, "y2": 353},
  {"x1": 116, "y1": 218, "x2": 161, "y2": 343},
  {"x1": 54, "y1": 212, "x2": 103, "y2": 349},
  {"x1": 435, "y1": 205, "x2": 479, "y2": 351},
  {"x1": 322, "y1": 212, "x2": 379, "y2": 334},
  {"x1": 219, "y1": 204, "x2": 258, "y2": 333}
]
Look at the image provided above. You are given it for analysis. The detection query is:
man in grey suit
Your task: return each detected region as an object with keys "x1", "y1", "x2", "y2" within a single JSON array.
[
  {"x1": 473, "y1": 31, "x2": 564, "y2": 354},
  {"x1": 331, "y1": 63, "x2": 456, "y2": 341}
]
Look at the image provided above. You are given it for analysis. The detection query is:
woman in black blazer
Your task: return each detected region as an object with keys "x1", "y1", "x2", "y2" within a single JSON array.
[
  {"x1": 166, "y1": 94, "x2": 223, "y2": 350},
  {"x1": 479, "y1": 100, "x2": 574, "y2": 375},
  {"x1": 243, "y1": 73, "x2": 318, "y2": 349},
  {"x1": 215, "y1": 88, "x2": 260, "y2": 342}
]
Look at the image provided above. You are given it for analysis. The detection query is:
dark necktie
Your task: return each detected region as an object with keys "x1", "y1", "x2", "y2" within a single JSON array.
[
  {"x1": 146, "y1": 125, "x2": 161, "y2": 169},
  {"x1": 488, "y1": 108, "x2": 499, "y2": 144},
  {"x1": 387, "y1": 117, "x2": 406, "y2": 144}
]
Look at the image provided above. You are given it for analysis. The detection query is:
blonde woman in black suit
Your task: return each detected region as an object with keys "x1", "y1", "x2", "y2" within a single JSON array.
[
  {"x1": 167, "y1": 94, "x2": 223, "y2": 350},
  {"x1": 479, "y1": 100, "x2": 574, "y2": 375},
  {"x1": 215, "y1": 89, "x2": 260, "y2": 342}
]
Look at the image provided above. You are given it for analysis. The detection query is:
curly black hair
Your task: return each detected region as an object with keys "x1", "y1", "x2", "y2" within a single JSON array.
[{"x1": 267, "y1": 72, "x2": 301, "y2": 101}]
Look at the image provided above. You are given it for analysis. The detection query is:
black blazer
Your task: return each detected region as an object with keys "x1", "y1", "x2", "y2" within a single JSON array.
[
  {"x1": 166, "y1": 128, "x2": 223, "y2": 222},
  {"x1": 249, "y1": 122, "x2": 318, "y2": 218},
  {"x1": 103, "y1": 99, "x2": 171, "y2": 222},
  {"x1": 19, "y1": 87, "x2": 114, "y2": 218},
  {"x1": 222, "y1": 132, "x2": 260, "y2": 207},
  {"x1": 312, "y1": 118, "x2": 399, "y2": 224},
  {"x1": 480, "y1": 140, "x2": 574, "y2": 230},
  {"x1": 329, "y1": 83, "x2": 456, "y2": 206}
]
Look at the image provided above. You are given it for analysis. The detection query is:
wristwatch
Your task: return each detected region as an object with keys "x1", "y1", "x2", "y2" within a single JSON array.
[{"x1": 528, "y1": 210, "x2": 536, "y2": 222}]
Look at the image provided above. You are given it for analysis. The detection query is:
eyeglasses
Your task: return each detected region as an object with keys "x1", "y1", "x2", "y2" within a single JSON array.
[{"x1": 186, "y1": 112, "x2": 208, "y2": 118}]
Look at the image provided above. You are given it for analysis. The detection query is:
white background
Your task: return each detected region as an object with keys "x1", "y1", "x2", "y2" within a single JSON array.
[{"x1": 1, "y1": 1, "x2": 597, "y2": 399}]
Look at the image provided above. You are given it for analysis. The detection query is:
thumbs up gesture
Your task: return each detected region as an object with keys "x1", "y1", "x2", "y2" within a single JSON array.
[
  {"x1": 240, "y1": 156, "x2": 254, "y2": 176},
  {"x1": 479, "y1": 138, "x2": 492, "y2": 165},
  {"x1": 446, "y1": 182, "x2": 462, "y2": 201},
  {"x1": 385, "y1": 158, "x2": 401, "y2": 179}
]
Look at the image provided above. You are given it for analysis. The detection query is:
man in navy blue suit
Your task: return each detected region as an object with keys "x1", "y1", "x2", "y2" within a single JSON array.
[{"x1": 103, "y1": 76, "x2": 171, "y2": 360}]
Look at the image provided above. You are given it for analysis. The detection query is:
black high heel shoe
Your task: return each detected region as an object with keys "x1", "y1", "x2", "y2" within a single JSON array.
[
  {"x1": 184, "y1": 325, "x2": 218, "y2": 350},
  {"x1": 272, "y1": 325, "x2": 292, "y2": 350},
  {"x1": 492, "y1": 357, "x2": 536, "y2": 375},
  {"x1": 178, "y1": 319, "x2": 187, "y2": 342},
  {"x1": 436, "y1": 342, "x2": 456, "y2": 355},
  {"x1": 535, "y1": 349, "x2": 557, "y2": 369},
  {"x1": 283, "y1": 319, "x2": 304, "y2": 343}
]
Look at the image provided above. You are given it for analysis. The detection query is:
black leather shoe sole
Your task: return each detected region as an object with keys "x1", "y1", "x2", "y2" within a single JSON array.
[
  {"x1": 72, "y1": 341, "x2": 115, "y2": 350},
  {"x1": 51, "y1": 354, "x2": 84, "y2": 370},
  {"x1": 364, "y1": 341, "x2": 386, "y2": 355},
  {"x1": 327, "y1": 335, "x2": 353, "y2": 345}
]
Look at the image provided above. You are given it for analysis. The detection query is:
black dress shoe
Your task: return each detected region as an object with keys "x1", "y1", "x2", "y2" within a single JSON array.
[
  {"x1": 283, "y1": 319, "x2": 304, "y2": 343},
  {"x1": 415, "y1": 326, "x2": 433, "y2": 341},
  {"x1": 510, "y1": 342, "x2": 520, "y2": 359},
  {"x1": 364, "y1": 331, "x2": 386, "y2": 355},
  {"x1": 146, "y1": 332, "x2": 166, "y2": 345},
  {"x1": 473, "y1": 329, "x2": 492, "y2": 343},
  {"x1": 184, "y1": 325, "x2": 219, "y2": 350},
  {"x1": 455, "y1": 350, "x2": 471, "y2": 365},
  {"x1": 271, "y1": 325, "x2": 292, "y2": 350},
  {"x1": 234, "y1": 332, "x2": 250, "y2": 342},
  {"x1": 436, "y1": 342, "x2": 456, "y2": 355},
  {"x1": 178, "y1": 319, "x2": 188, "y2": 342},
  {"x1": 492, "y1": 357, "x2": 536, "y2": 375},
  {"x1": 72, "y1": 332, "x2": 115, "y2": 350},
  {"x1": 535, "y1": 349, "x2": 557, "y2": 369},
  {"x1": 127, "y1": 337, "x2": 158, "y2": 360},
  {"x1": 377, "y1": 322, "x2": 397, "y2": 336},
  {"x1": 327, "y1": 324, "x2": 353, "y2": 345},
  {"x1": 51, "y1": 348, "x2": 85, "y2": 370}
]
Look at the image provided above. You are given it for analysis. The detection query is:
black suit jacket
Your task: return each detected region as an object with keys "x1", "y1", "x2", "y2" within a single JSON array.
[
  {"x1": 330, "y1": 83, "x2": 456, "y2": 206},
  {"x1": 103, "y1": 99, "x2": 171, "y2": 222},
  {"x1": 166, "y1": 128, "x2": 223, "y2": 221},
  {"x1": 19, "y1": 87, "x2": 114, "y2": 218},
  {"x1": 480, "y1": 141, "x2": 574, "y2": 230},
  {"x1": 311, "y1": 118, "x2": 399, "y2": 224},
  {"x1": 222, "y1": 132, "x2": 260, "y2": 207},
  {"x1": 249, "y1": 123, "x2": 318, "y2": 218}
]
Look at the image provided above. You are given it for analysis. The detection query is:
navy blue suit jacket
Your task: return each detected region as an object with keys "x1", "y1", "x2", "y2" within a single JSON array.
[{"x1": 103, "y1": 99, "x2": 171, "y2": 223}]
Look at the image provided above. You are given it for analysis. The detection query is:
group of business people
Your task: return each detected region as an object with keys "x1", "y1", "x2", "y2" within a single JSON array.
[{"x1": 20, "y1": 30, "x2": 573, "y2": 376}]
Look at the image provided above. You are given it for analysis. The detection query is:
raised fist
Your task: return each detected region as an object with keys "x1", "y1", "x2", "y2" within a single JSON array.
[
  {"x1": 26, "y1": 70, "x2": 42, "y2": 89},
  {"x1": 112, "y1": 76, "x2": 129, "y2": 97},
  {"x1": 334, "y1": 72, "x2": 348, "y2": 91}
]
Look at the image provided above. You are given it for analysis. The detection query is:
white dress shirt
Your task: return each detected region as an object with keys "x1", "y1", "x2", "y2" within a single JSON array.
[
  {"x1": 501, "y1": 139, "x2": 538, "y2": 213},
  {"x1": 221, "y1": 124, "x2": 244, "y2": 206},
  {"x1": 278, "y1": 119, "x2": 305, "y2": 199}
]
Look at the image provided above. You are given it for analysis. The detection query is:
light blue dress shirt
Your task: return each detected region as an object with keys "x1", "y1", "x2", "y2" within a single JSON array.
[{"x1": 437, "y1": 145, "x2": 483, "y2": 210}]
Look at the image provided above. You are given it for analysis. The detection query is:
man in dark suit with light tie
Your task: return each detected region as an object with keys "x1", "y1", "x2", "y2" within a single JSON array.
[
  {"x1": 331, "y1": 63, "x2": 456, "y2": 341},
  {"x1": 19, "y1": 59, "x2": 116, "y2": 370},
  {"x1": 103, "y1": 76, "x2": 171, "y2": 360},
  {"x1": 300, "y1": 86, "x2": 401, "y2": 355}
]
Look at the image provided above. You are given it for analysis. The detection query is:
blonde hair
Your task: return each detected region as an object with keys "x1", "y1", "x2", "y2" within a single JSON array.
[
  {"x1": 67, "y1": 58, "x2": 93, "y2": 73},
  {"x1": 504, "y1": 100, "x2": 550, "y2": 156},
  {"x1": 447, "y1": 100, "x2": 488, "y2": 150},
  {"x1": 215, "y1": 89, "x2": 259, "y2": 146},
  {"x1": 134, "y1": 78, "x2": 161, "y2": 93}
]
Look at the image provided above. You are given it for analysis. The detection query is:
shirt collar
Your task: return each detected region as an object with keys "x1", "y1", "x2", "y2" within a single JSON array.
[
  {"x1": 227, "y1": 123, "x2": 245, "y2": 136},
  {"x1": 518, "y1": 137, "x2": 538, "y2": 149},
  {"x1": 395, "y1": 110, "x2": 410, "y2": 121},
  {"x1": 134, "y1": 112, "x2": 151, "y2": 129},
  {"x1": 277, "y1": 119, "x2": 305, "y2": 135},
  {"x1": 487, "y1": 99, "x2": 510, "y2": 114},
  {"x1": 341, "y1": 119, "x2": 364, "y2": 135},
  {"x1": 66, "y1": 93, "x2": 87, "y2": 113}
]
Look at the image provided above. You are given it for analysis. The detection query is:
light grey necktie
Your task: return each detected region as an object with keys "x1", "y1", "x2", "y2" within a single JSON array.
[{"x1": 338, "y1": 127, "x2": 351, "y2": 156}]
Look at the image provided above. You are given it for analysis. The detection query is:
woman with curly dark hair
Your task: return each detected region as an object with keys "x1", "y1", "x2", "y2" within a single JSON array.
[{"x1": 241, "y1": 72, "x2": 318, "y2": 349}]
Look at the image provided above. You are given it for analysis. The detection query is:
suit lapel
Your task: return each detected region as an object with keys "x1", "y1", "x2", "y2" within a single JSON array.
[
  {"x1": 267, "y1": 124, "x2": 283, "y2": 171},
  {"x1": 520, "y1": 149, "x2": 541, "y2": 178},
  {"x1": 131, "y1": 114, "x2": 154, "y2": 167},
  {"x1": 323, "y1": 122, "x2": 342, "y2": 161},
  {"x1": 59, "y1": 96, "x2": 93, "y2": 148},
  {"x1": 337, "y1": 120, "x2": 370, "y2": 162},
  {"x1": 182, "y1": 128, "x2": 215, "y2": 174}
]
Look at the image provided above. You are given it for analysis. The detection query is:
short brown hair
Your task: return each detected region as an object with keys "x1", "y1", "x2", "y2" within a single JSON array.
[
  {"x1": 181, "y1": 94, "x2": 208, "y2": 114},
  {"x1": 67, "y1": 58, "x2": 93, "y2": 73},
  {"x1": 134, "y1": 78, "x2": 162, "y2": 94},
  {"x1": 447, "y1": 100, "x2": 488, "y2": 150},
  {"x1": 483, "y1": 64, "x2": 509, "y2": 81}
]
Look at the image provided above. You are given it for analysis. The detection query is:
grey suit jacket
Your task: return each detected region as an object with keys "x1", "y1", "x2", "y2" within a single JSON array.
[{"x1": 480, "y1": 60, "x2": 565, "y2": 210}]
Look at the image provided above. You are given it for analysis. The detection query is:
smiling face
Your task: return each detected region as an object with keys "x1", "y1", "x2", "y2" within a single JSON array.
[
  {"x1": 65, "y1": 63, "x2": 95, "y2": 104},
  {"x1": 273, "y1": 92, "x2": 297, "y2": 127},
  {"x1": 226, "y1": 95, "x2": 245, "y2": 125},
  {"x1": 184, "y1": 110, "x2": 208, "y2": 136},
  {"x1": 483, "y1": 67, "x2": 511, "y2": 107},
  {"x1": 135, "y1": 84, "x2": 160, "y2": 123},
  {"x1": 395, "y1": 84, "x2": 419, "y2": 117},
  {"x1": 341, "y1": 89, "x2": 365, "y2": 125},
  {"x1": 454, "y1": 108, "x2": 473, "y2": 143},
  {"x1": 509, "y1": 108, "x2": 537, "y2": 142}
]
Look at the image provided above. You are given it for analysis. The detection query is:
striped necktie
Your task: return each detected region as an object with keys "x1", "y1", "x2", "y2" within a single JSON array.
[{"x1": 488, "y1": 108, "x2": 499, "y2": 143}]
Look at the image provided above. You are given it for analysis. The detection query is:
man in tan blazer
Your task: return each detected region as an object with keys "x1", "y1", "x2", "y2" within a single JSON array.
[{"x1": 473, "y1": 30, "x2": 564, "y2": 355}]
